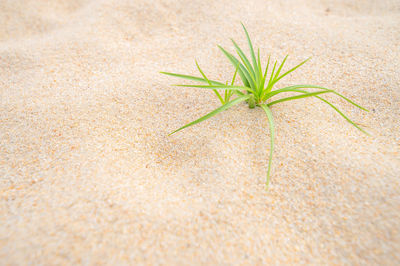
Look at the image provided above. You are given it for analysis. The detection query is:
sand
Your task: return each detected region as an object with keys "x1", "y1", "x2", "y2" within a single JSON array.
[{"x1": 1, "y1": 0, "x2": 400, "y2": 264}]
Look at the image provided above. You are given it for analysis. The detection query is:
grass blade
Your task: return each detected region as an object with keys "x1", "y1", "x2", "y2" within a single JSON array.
[
  {"x1": 265, "y1": 85, "x2": 369, "y2": 111},
  {"x1": 261, "y1": 55, "x2": 271, "y2": 89},
  {"x1": 195, "y1": 60, "x2": 210, "y2": 84},
  {"x1": 267, "y1": 90, "x2": 333, "y2": 106},
  {"x1": 316, "y1": 87, "x2": 369, "y2": 111},
  {"x1": 236, "y1": 51, "x2": 257, "y2": 87},
  {"x1": 241, "y1": 23, "x2": 260, "y2": 78},
  {"x1": 266, "y1": 61, "x2": 277, "y2": 89},
  {"x1": 231, "y1": 39, "x2": 255, "y2": 78},
  {"x1": 226, "y1": 64, "x2": 240, "y2": 100},
  {"x1": 264, "y1": 86, "x2": 369, "y2": 134},
  {"x1": 263, "y1": 84, "x2": 330, "y2": 100},
  {"x1": 195, "y1": 60, "x2": 224, "y2": 104},
  {"x1": 218, "y1": 45, "x2": 257, "y2": 90},
  {"x1": 260, "y1": 104, "x2": 275, "y2": 188},
  {"x1": 173, "y1": 84, "x2": 254, "y2": 93},
  {"x1": 315, "y1": 96, "x2": 370, "y2": 135},
  {"x1": 218, "y1": 45, "x2": 251, "y2": 88},
  {"x1": 273, "y1": 55, "x2": 288, "y2": 81},
  {"x1": 255, "y1": 49, "x2": 263, "y2": 95},
  {"x1": 257, "y1": 49, "x2": 263, "y2": 81},
  {"x1": 160, "y1": 72, "x2": 224, "y2": 85},
  {"x1": 271, "y1": 57, "x2": 310, "y2": 87},
  {"x1": 169, "y1": 95, "x2": 250, "y2": 135},
  {"x1": 231, "y1": 64, "x2": 239, "y2": 85},
  {"x1": 287, "y1": 88, "x2": 369, "y2": 134}
]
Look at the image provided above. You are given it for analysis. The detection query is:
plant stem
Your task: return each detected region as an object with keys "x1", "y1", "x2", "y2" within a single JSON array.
[{"x1": 248, "y1": 94, "x2": 256, "y2": 108}]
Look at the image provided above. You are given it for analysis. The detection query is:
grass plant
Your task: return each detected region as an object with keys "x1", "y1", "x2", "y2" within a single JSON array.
[{"x1": 161, "y1": 23, "x2": 369, "y2": 188}]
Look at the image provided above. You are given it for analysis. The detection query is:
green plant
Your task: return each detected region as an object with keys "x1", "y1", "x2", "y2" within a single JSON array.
[{"x1": 161, "y1": 23, "x2": 369, "y2": 188}]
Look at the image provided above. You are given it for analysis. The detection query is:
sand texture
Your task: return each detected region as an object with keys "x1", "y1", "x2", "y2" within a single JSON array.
[{"x1": 1, "y1": 0, "x2": 400, "y2": 264}]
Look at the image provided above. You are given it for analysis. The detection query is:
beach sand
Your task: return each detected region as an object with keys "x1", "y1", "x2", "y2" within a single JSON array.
[{"x1": 1, "y1": 0, "x2": 399, "y2": 264}]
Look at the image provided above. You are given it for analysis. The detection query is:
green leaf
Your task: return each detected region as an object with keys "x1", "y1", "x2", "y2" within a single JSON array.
[
  {"x1": 231, "y1": 39, "x2": 255, "y2": 78},
  {"x1": 241, "y1": 23, "x2": 260, "y2": 78},
  {"x1": 266, "y1": 61, "x2": 277, "y2": 89},
  {"x1": 321, "y1": 89, "x2": 369, "y2": 112},
  {"x1": 271, "y1": 57, "x2": 310, "y2": 87},
  {"x1": 169, "y1": 95, "x2": 250, "y2": 135},
  {"x1": 231, "y1": 64, "x2": 239, "y2": 85},
  {"x1": 218, "y1": 45, "x2": 256, "y2": 89},
  {"x1": 195, "y1": 60, "x2": 224, "y2": 104},
  {"x1": 260, "y1": 104, "x2": 275, "y2": 188},
  {"x1": 218, "y1": 45, "x2": 251, "y2": 87},
  {"x1": 263, "y1": 84, "x2": 330, "y2": 100},
  {"x1": 195, "y1": 60, "x2": 211, "y2": 85},
  {"x1": 264, "y1": 85, "x2": 369, "y2": 111},
  {"x1": 273, "y1": 55, "x2": 288, "y2": 81},
  {"x1": 315, "y1": 96, "x2": 370, "y2": 135},
  {"x1": 160, "y1": 72, "x2": 224, "y2": 85},
  {"x1": 225, "y1": 64, "x2": 240, "y2": 101},
  {"x1": 261, "y1": 55, "x2": 271, "y2": 90},
  {"x1": 253, "y1": 48, "x2": 263, "y2": 96},
  {"x1": 257, "y1": 49, "x2": 263, "y2": 82},
  {"x1": 236, "y1": 51, "x2": 257, "y2": 86},
  {"x1": 173, "y1": 84, "x2": 254, "y2": 93},
  {"x1": 267, "y1": 90, "x2": 333, "y2": 106},
  {"x1": 285, "y1": 88, "x2": 369, "y2": 135}
]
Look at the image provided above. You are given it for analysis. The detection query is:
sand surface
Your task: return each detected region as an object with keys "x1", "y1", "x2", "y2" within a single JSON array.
[{"x1": 1, "y1": 0, "x2": 400, "y2": 264}]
